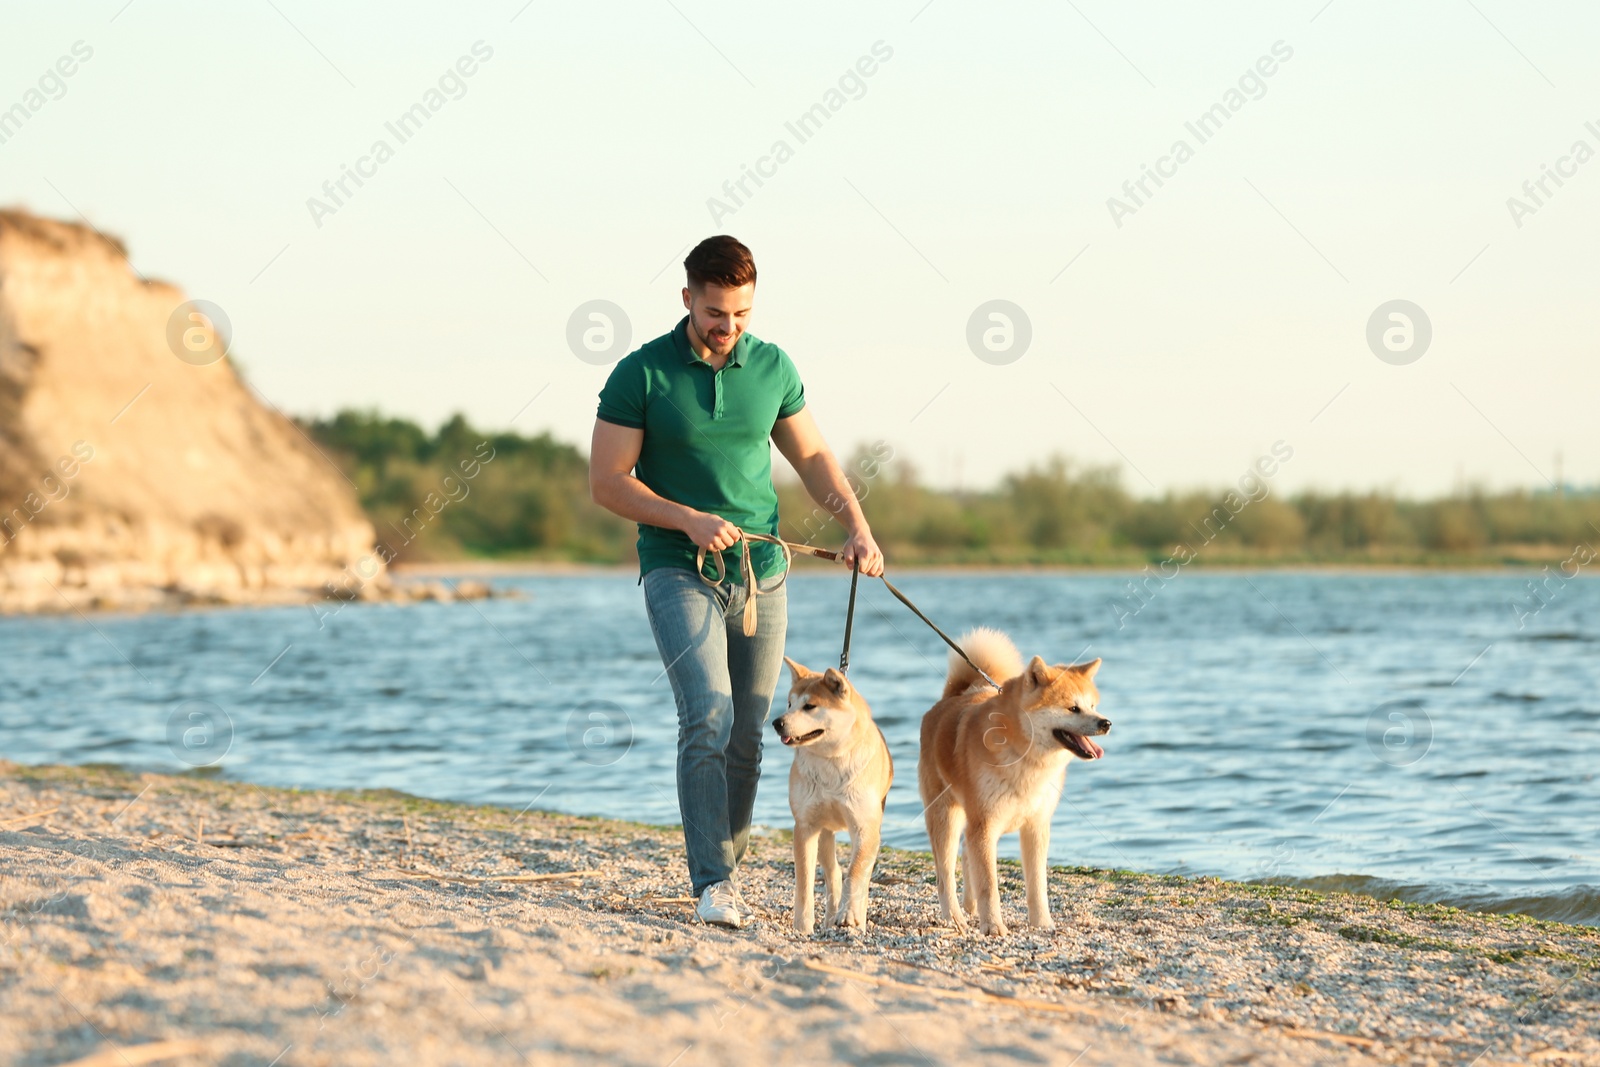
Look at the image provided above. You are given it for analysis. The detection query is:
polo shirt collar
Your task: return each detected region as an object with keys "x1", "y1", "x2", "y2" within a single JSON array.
[{"x1": 674, "y1": 315, "x2": 746, "y2": 367}]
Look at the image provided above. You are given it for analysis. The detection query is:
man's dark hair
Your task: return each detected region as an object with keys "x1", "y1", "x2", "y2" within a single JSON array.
[{"x1": 684, "y1": 235, "x2": 756, "y2": 290}]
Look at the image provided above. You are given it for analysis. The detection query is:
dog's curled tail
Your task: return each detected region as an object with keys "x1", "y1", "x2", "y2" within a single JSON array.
[{"x1": 943, "y1": 627, "x2": 1024, "y2": 699}]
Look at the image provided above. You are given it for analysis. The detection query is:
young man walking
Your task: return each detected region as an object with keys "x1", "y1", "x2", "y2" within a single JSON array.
[{"x1": 589, "y1": 236, "x2": 884, "y2": 928}]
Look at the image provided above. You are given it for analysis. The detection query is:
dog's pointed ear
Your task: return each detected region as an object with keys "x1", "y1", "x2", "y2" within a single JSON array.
[
  {"x1": 821, "y1": 667, "x2": 849, "y2": 694},
  {"x1": 1073, "y1": 657, "x2": 1103, "y2": 680},
  {"x1": 1026, "y1": 655, "x2": 1051, "y2": 689},
  {"x1": 783, "y1": 656, "x2": 811, "y2": 681}
]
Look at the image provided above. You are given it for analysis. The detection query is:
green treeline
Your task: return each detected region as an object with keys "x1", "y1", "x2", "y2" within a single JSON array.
[
  {"x1": 305, "y1": 411, "x2": 631, "y2": 562},
  {"x1": 304, "y1": 412, "x2": 1598, "y2": 566}
]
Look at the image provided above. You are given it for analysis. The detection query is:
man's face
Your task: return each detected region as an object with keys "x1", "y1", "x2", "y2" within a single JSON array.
[{"x1": 681, "y1": 281, "x2": 754, "y2": 357}]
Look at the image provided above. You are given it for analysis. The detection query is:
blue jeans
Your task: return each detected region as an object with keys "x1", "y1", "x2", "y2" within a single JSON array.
[{"x1": 643, "y1": 564, "x2": 788, "y2": 896}]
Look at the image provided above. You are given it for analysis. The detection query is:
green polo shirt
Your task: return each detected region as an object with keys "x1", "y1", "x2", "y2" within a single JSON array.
[{"x1": 596, "y1": 316, "x2": 807, "y2": 583}]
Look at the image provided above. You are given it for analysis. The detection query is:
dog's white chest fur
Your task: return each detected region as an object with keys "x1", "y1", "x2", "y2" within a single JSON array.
[
  {"x1": 789, "y1": 747, "x2": 881, "y2": 832},
  {"x1": 973, "y1": 756, "x2": 1069, "y2": 833}
]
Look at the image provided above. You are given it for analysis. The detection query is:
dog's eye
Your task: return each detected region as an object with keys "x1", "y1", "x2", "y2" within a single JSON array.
[{"x1": 802, "y1": 702, "x2": 816, "y2": 710}]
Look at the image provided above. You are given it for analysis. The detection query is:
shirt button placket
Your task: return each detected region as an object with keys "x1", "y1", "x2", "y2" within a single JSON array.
[{"x1": 712, "y1": 369, "x2": 724, "y2": 419}]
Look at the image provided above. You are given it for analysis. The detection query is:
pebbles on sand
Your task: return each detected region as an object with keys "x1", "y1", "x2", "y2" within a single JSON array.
[{"x1": 1, "y1": 763, "x2": 1595, "y2": 1066}]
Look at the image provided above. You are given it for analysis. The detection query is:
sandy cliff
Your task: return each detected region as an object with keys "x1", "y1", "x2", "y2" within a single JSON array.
[{"x1": 0, "y1": 209, "x2": 382, "y2": 612}]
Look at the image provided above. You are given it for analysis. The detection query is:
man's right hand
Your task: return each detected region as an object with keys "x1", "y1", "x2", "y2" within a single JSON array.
[{"x1": 685, "y1": 511, "x2": 741, "y2": 554}]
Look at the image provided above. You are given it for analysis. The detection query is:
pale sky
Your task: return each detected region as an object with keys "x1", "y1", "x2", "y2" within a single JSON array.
[{"x1": 3, "y1": 0, "x2": 1596, "y2": 497}]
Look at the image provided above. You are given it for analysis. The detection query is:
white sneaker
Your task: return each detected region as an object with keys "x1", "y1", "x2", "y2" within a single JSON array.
[
  {"x1": 731, "y1": 881, "x2": 758, "y2": 920},
  {"x1": 696, "y1": 880, "x2": 742, "y2": 929}
]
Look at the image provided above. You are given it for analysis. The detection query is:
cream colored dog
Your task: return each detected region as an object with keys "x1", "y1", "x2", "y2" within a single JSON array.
[
  {"x1": 918, "y1": 628, "x2": 1110, "y2": 937},
  {"x1": 772, "y1": 657, "x2": 893, "y2": 934}
]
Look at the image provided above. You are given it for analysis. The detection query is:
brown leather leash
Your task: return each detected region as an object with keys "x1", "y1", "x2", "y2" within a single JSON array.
[
  {"x1": 696, "y1": 530, "x2": 802, "y2": 638},
  {"x1": 695, "y1": 529, "x2": 1003, "y2": 691}
]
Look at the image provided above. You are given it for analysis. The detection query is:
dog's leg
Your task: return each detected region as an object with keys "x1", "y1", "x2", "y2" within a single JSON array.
[
  {"x1": 967, "y1": 818, "x2": 1008, "y2": 937},
  {"x1": 835, "y1": 814, "x2": 881, "y2": 929},
  {"x1": 926, "y1": 797, "x2": 968, "y2": 932},
  {"x1": 1019, "y1": 814, "x2": 1055, "y2": 931},
  {"x1": 793, "y1": 824, "x2": 820, "y2": 934},
  {"x1": 817, "y1": 832, "x2": 841, "y2": 927},
  {"x1": 961, "y1": 837, "x2": 979, "y2": 916}
]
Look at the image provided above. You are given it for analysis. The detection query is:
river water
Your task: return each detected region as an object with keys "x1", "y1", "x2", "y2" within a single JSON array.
[{"x1": 2, "y1": 570, "x2": 1595, "y2": 924}]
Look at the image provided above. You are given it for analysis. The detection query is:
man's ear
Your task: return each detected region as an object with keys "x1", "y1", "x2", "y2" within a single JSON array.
[
  {"x1": 821, "y1": 667, "x2": 849, "y2": 694},
  {"x1": 1026, "y1": 655, "x2": 1051, "y2": 689},
  {"x1": 1073, "y1": 657, "x2": 1102, "y2": 680},
  {"x1": 783, "y1": 656, "x2": 812, "y2": 681}
]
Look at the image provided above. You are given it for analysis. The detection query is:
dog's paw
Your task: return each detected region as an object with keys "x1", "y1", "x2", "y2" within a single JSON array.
[
  {"x1": 979, "y1": 916, "x2": 1009, "y2": 937},
  {"x1": 1028, "y1": 916, "x2": 1057, "y2": 932},
  {"x1": 833, "y1": 904, "x2": 866, "y2": 930}
]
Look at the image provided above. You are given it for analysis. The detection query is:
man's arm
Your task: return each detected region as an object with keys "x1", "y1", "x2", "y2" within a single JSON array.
[
  {"x1": 770, "y1": 407, "x2": 885, "y2": 577},
  {"x1": 588, "y1": 419, "x2": 740, "y2": 553}
]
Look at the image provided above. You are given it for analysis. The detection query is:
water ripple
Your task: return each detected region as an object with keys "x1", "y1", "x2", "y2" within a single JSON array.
[{"x1": 0, "y1": 571, "x2": 1596, "y2": 923}]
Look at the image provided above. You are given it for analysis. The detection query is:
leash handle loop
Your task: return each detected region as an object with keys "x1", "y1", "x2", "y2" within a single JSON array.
[
  {"x1": 694, "y1": 530, "x2": 793, "y2": 637},
  {"x1": 696, "y1": 542, "x2": 727, "y2": 584}
]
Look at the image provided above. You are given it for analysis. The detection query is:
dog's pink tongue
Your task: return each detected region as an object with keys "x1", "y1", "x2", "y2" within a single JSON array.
[{"x1": 1084, "y1": 738, "x2": 1104, "y2": 759}]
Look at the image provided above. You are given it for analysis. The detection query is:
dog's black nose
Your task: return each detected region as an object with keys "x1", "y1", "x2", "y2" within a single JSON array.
[
  {"x1": 771, "y1": 716, "x2": 787, "y2": 734},
  {"x1": 1096, "y1": 718, "x2": 1112, "y2": 733}
]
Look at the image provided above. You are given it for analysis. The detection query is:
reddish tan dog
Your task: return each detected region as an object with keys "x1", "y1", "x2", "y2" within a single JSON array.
[
  {"x1": 773, "y1": 657, "x2": 893, "y2": 934},
  {"x1": 918, "y1": 627, "x2": 1110, "y2": 936}
]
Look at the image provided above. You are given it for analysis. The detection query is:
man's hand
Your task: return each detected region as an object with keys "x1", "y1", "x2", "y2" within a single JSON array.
[
  {"x1": 839, "y1": 527, "x2": 885, "y2": 577},
  {"x1": 685, "y1": 511, "x2": 741, "y2": 553}
]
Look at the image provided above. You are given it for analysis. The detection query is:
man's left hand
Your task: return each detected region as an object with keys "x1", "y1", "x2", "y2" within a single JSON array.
[{"x1": 839, "y1": 528, "x2": 885, "y2": 577}]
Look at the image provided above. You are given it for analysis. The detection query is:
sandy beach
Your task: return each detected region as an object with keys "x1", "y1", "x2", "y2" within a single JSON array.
[{"x1": 1, "y1": 762, "x2": 1595, "y2": 1067}]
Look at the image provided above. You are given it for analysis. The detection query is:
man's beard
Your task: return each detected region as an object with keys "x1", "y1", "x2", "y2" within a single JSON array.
[{"x1": 696, "y1": 321, "x2": 737, "y2": 353}]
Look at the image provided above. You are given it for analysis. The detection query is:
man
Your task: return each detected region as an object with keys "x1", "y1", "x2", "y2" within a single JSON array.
[{"x1": 589, "y1": 235, "x2": 884, "y2": 928}]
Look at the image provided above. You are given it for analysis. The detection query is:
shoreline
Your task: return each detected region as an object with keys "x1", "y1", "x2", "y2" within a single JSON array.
[
  {"x1": 3, "y1": 763, "x2": 1595, "y2": 1066},
  {"x1": 390, "y1": 558, "x2": 1594, "y2": 577},
  {"x1": 0, "y1": 562, "x2": 1581, "y2": 618}
]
